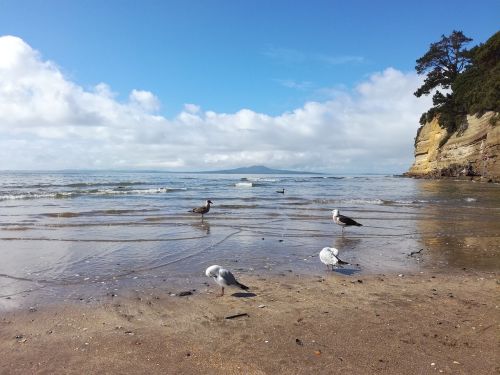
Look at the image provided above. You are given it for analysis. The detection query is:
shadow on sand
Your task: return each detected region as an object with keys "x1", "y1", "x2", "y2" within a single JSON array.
[
  {"x1": 331, "y1": 267, "x2": 359, "y2": 276},
  {"x1": 231, "y1": 292, "x2": 257, "y2": 298}
]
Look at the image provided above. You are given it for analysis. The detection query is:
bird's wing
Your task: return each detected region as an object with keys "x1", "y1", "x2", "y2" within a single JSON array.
[
  {"x1": 320, "y1": 249, "x2": 338, "y2": 265},
  {"x1": 336, "y1": 256, "x2": 349, "y2": 265},
  {"x1": 338, "y1": 214, "x2": 360, "y2": 226},
  {"x1": 219, "y1": 268, "x2": 239, "y2": 286}
]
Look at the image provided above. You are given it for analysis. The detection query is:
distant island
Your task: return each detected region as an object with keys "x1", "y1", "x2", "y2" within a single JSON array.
[{"x1": 194, "y1": 165, "x2": 320, "y2": 175}]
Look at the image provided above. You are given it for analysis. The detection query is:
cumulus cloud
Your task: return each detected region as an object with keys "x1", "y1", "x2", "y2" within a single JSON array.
[
  {"x1": 184, "y1": 103, "x2": 201, "y2": 113},
  {"x1": 0, "y1": 35, "x2": 432, "y2": 172},
  {"x1": 129, "y1": 89, "x2": 160, "y2": 112}
]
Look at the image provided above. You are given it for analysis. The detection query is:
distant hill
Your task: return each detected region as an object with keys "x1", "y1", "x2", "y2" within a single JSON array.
[{"x1": 196, "y1": 165, "x2": 319, "y2": 175}]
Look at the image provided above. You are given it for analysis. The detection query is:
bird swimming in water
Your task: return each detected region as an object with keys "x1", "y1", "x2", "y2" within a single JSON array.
[
  {"x1": 332, "y1": 209, "x2": 362, "y2": 234},
  {"x1": 276, "y1": 188, "x2": 285, "y2": 194},
  {"x1": 319, "y1": 247, "x2": 349, "y2": 270},
  {"x1": 205, "y1": 265, "x2": 249, "y2": 296},
  {"x1": 191, "y1": 200, "x2": 213, "y2": 220}
]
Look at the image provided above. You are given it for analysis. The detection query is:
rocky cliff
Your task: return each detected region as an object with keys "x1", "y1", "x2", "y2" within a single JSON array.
[{"x1": 407, "y1": 112, "x2": 499, "y2": 181}]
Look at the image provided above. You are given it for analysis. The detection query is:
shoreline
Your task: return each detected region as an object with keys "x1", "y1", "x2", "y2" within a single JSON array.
[
  {"x1": 2, "y1": 270, "x2": 498, "y2": 374},
  {"x1": 403, "y1": 173, "x2": 499, "y2": 183}
]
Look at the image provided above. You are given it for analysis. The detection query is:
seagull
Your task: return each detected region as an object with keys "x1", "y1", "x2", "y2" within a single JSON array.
[
  {"x1": 319, "y1": 247, "x2": 349, "y2": 270},
  {"x1": 205, "y1": 265, "x2": 249, "y2": 296},
  {"x1": 276, "y1": 188, "x2": 285, "y2": 194},
  {"x1": 332, "y1": 209, "x2": 362, "y2": 234},
  {"x1": 191, "y1": 200, "x2": 213, "y2": 220}
]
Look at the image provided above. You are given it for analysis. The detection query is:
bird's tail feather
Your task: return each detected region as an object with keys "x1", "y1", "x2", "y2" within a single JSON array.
[
  {"x1": 337, "y1": 257, "x2": 349, "y2": 265},
  {"x1": 236, "y1": 282, "x2": 249, "y2": 290}
]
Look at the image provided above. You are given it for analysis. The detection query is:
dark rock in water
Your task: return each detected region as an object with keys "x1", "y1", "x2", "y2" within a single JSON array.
[
  {"x1": 178, "y1": 291, "x2": 193, "y2": 297},
  {"x1": 409, "y1": 248, "x2": 424, "y2": 257}
]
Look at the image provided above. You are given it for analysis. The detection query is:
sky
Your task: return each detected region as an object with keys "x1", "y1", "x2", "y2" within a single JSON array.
[{"x1": 0, "y1": 1, "x2": 498, "y2": 173}]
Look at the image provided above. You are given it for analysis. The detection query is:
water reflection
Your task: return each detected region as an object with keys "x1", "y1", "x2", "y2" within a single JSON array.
[
  {"x1": 334, "y1": 236, "x2": 362, "y2": 250},
  {"x1": 415, "y1": 180, "x2": 500, "y2": 271},
  {"x1": 191, "y1": 220, "x2": 211, "y2": 235}
]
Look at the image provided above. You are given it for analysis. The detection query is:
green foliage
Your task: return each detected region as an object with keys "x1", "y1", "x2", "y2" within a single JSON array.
[
  {"x1": 414, "y1": 31, "x2": 472, "y2": 98},
  {"x1": 414, "y1": 30, "x2": 500, "y2": 134},
  {"x1": 453, "y1": 31, "x2": 500, "y2": 117}
]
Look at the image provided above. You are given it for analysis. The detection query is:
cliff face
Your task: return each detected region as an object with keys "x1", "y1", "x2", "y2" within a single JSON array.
[{"x1": 407, "y1": 112, "x2": 499, "y2": 181}]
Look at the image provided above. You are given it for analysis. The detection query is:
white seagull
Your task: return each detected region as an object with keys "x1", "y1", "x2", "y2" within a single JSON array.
[
  {"x1": 319, "y1": 247, "x2": 349, "y2": 270},
  {"x1": 205, "y1": 265, "x2": 249, "y2": 296},
  {"x1": 332, "y1": 209, "x2": 362, "y2": 234}
]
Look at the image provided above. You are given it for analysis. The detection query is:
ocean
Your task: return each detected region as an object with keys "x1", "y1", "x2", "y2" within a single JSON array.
[{"x1": 0, "y1": 171, "x2": 499, "y2": 310}]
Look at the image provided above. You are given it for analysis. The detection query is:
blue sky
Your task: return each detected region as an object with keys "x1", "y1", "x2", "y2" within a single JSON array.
[{"x1": 0, "y1": 1, "x2": 498, "y2": 172}]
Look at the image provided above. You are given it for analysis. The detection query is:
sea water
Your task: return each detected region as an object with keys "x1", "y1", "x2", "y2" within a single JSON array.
[{"x1": 0, "y1": 171, "x2": 499, "y2": 309}]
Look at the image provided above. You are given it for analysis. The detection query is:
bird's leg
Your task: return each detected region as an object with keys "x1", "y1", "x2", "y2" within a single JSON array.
[
  {"x1": 341, "y1": 227, "x2": 345, "y2": 236},
  {"x1": 217, "y1": 287, "x2": 224, "y2": 297}
]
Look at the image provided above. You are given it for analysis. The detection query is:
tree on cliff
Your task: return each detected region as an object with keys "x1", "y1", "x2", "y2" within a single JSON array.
[
  {"x1": 414, "y1": 31, "x2": 473, "y2": 131},
  {"x1": 453, "y1": 31, "x2": 500, "y2": 118}
]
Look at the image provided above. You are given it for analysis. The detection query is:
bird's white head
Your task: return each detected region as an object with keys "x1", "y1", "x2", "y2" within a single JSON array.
[
  {"x1": 205, "y1": 265, "x2": 220, "y2": 277},
  {"x1": 332, "y1": 209, "x2": 339, "y2": 216}
]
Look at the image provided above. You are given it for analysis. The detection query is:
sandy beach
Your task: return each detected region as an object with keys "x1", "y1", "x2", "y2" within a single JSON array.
[
  {"x1": 1, "y1": 173, "x2": 499, "y2": 374},
  {"x1": 1, "y1": 270, "x2": 498, "y2": 375}
]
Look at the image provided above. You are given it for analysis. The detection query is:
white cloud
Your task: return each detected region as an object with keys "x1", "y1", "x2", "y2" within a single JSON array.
[
  {"x1": 0, "y1": 35, "x2": 432, "y2": 172},
  {"x1": 317, "y1": 54, "x2": 365, "y2": 65},
  {"x1": 263, "y1": 45, "x2": 365, "y2": 67},
  {"x1": 129, "y1": 89, "x2": 160, "y2": 112},
  {"x1": 274, "y1": 79, "x2": 313, "y2": 90},
  {"x1": 184, "y1": 103, "x2": 200, "y2": 113}
]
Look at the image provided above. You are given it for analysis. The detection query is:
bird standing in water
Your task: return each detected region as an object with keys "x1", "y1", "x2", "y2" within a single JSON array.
[
  {"x1": 191, "y1": 200, "x2": 213, "y2": 220},
  {"x1": 332, "y1": 209, "x2": 362, "y2": 234}
]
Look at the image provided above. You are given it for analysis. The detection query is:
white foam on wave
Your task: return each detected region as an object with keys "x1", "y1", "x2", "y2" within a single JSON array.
[
  {"x1": 464, "y1": 197, "x2": 477, "y2": 202},
  {"x1": 342, "y1": 199, "x2": 385, "y2": 205},
  {"x1": 246, "y1": 177, "x2": 278, "y2": 182},
  {"x1": 0, "y1": 192, "x2": 63, "y2": 201},
  {"x1": 235, "y1": 182, "x2": 253, "y2": 188},
  {"x1": 388, "y1": 199, "x2": 429, "y2": 205},
  {"x1": 0, "y1": 186, "x2": 188, "y2": 201}
]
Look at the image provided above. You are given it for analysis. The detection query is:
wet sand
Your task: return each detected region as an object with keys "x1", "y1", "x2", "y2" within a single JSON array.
[{"x1": 1, "y1": 270, "x2": 498, "y2": 375}]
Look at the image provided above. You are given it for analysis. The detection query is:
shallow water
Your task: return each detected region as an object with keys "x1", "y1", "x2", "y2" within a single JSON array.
[{"x1": 0, "y1": 171, "x2": 499, "y2": 310}]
